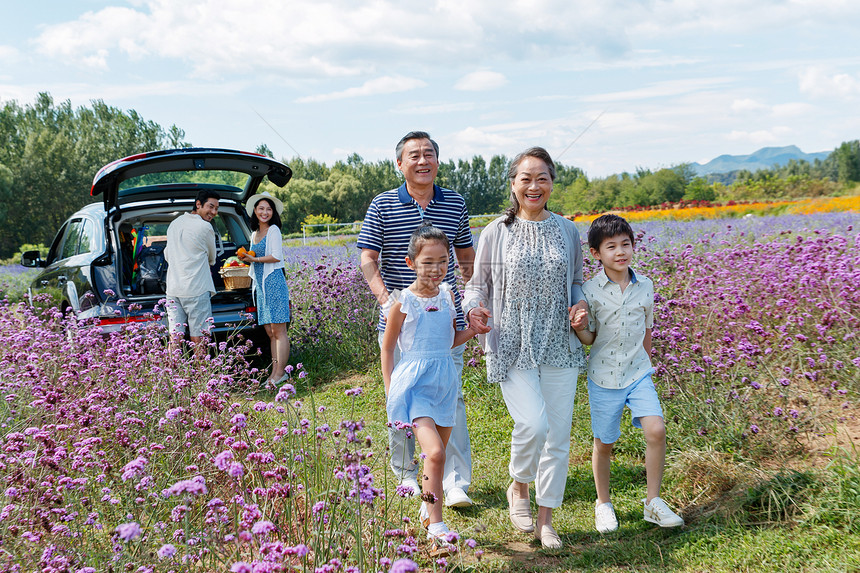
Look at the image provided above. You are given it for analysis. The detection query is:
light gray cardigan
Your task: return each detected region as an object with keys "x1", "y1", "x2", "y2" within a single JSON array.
[{"x1": 462, "y1": 213, "x2": 587, "y2": 357}]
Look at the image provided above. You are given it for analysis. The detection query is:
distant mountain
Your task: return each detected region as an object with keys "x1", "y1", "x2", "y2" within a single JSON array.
[{"x1": 691, "y1": 145, "x2": 830, "y2": 176}]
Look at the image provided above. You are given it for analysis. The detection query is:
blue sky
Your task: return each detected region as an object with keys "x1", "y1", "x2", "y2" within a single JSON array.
[{"x1": 2, "y1": 0, "x2": 859, "y2": 177}]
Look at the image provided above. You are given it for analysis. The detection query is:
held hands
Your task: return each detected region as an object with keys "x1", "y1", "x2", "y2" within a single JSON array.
[
  {"x1": 467, "y1": 302, "x2": 492, "y2": 334},
  {"x1": 569, "y1": 300, "x2": 589, "y2": 332}
]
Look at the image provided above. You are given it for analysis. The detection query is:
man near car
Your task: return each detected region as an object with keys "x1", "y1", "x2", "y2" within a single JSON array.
[
  {"x1": 358, "y1": 131, "x2": 480, "y2": 508},
  {"x1": 165, "y1": 189, "x2": 220, "y2": 352}
]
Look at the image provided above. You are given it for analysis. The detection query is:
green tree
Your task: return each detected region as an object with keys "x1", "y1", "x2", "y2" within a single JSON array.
[
  {"x1": 0, "y1": 164, "x2": 13, "y2": 233},
  {"x1": 0, "y1": 93, "x2": 184, "y2": 257},
  {"x1": 834, "y1": 140, "x2": 860, "y2": 183},
  {"x1": 683, "y1": 177, "x2": 717, "y2": 201}
]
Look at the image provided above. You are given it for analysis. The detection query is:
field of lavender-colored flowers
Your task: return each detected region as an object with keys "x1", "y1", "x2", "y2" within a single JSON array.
[{"x1": 0, "y1": 211, "x2": 857, "y2": 572}]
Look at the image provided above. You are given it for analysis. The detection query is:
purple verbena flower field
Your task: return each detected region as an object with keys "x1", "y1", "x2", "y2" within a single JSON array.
[{"x1": 0, "y1": 211, "x2": 857, "y2": 571}]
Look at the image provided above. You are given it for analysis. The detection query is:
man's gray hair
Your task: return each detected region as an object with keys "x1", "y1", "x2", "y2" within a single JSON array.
[{"x1": 395, "y1": 131, "x2": 440, "y2": 161}]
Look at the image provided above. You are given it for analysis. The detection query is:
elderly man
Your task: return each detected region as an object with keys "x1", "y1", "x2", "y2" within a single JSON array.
[
  {"x1": 358, "y1": 131, "x2": 479, "y2": 508},
  {"x1": 165, "y1": 189, "x2": 220, "y2": 351}
]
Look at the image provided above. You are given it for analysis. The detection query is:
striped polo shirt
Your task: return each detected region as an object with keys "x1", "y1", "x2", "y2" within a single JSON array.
[{"x1": 357, "y1": 183, "x2": 473, "y2": 332}]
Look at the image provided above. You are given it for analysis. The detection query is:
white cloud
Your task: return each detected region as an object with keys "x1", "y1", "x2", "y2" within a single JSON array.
[
  {"x1": 798, "y1": 66, "x2": 860, "y2": 100},
  {"x1": 772, "y1": 102, "x2": 816, "y2": 117},
  {"x1": 26, "y1": 0, "x2": 860, "y2": 83},
  {"x1": 731, "y1": 98, "x2": 768, "y2": 113},
  {"x1": 727, "y1": 127, "x2": 794, "y2": 145},
  {"x1": 584, "y1": 77, "x2": 734, "y2": 103},
  {"x1": 295, "y1": 76, "x2": 426, "y2": 103},
  {"x1": 393, "y1": 102, "x2": 477, "y2": 115},
  {"x1": 0, "y1": 46, "x2": 20, "y2": 64},
  {"x1": 454, "y1": 70, "x2": 508, "y2": 91}
]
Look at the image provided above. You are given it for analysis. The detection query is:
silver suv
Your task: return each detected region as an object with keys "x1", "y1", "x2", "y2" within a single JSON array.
[{"x1": 21, "y1": 148, "x2": 292, "y2": 337}]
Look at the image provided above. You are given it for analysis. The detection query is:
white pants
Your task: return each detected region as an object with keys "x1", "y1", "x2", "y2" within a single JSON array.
[
  {"x1": 499, "y1": 364, "x2": 579, "y2": 508},
  {"x1": 380, "y1": 333, "x2": 472, "y2": 494}
]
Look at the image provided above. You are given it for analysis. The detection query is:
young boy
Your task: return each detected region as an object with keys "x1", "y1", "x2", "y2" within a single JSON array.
[{"x1": 571, "y1": 214, "x2": 683, "y2": 533}]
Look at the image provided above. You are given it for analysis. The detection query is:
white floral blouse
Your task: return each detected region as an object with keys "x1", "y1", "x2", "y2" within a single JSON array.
[{"x1": 487, "y1": 216, "x2": 586, "y2": 383}]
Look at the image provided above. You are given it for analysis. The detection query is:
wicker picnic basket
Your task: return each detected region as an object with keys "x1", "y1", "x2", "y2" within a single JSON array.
[{"x1": 219, "y1": 265, "x2": 252, "y2": 290}]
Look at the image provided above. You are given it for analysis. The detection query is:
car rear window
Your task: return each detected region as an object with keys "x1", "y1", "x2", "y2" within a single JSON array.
[{"x1": 118, "y1": 170, "x2": 250, "y2": 192}]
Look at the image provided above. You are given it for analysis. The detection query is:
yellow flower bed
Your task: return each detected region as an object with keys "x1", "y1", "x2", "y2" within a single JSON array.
[{"x1": 572, "y1": 195, "x2": 860, "y2": 223}]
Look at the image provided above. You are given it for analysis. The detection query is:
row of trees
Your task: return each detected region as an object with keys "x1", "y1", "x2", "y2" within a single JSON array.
[
  {"x1": 1, "y1": 93, "x2": 858, "y2": 256},
  {"x1": 0, "y1": 93, "x2": 186, "y2": 257}
]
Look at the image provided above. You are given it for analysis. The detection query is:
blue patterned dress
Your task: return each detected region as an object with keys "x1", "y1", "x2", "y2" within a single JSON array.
[{"x1": 251, "y1": 235, "x2": 290, "y2": 325}]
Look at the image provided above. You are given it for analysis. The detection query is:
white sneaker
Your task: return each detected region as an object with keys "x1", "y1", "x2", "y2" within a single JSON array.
[
  {"x1": 397, "y1": 477, "x2": 421, "y2": 497},
  {"x1": 643, "y1": 497, "x2": 684, "y2": 527},
  {"x1": 595, "y1": 501, "x2": 619, "y2": 533},
  {"x1": 444, "y1": 487, "x2": 473, "y2": 508}
]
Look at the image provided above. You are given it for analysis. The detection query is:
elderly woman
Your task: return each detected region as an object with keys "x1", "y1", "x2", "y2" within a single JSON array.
[{"x1": 464, "y1": 147, "x2": 587, "y2": 549}]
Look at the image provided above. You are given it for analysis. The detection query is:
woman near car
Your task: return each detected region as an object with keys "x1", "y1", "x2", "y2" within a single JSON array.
[
  {"x1": 463, "y1": 146, "x2": 588, "y2": 549},
  {"x1": 240, "y1": 192, "x2": 291, "y2": 386}
]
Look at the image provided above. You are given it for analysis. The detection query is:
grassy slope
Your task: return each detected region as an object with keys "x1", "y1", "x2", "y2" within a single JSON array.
[{"x1": 298, "y1": 363, "x2": 860, "y2": 572}]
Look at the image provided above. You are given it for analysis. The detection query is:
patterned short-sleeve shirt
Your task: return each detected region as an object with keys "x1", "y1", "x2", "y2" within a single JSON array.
[{"x1": 583, "y1": 268, "x2": 655, "y2": 389}]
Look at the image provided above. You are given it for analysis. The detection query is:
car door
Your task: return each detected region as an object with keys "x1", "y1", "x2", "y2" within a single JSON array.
[{"x1": 32, "y1": 218, "x2": 94, "y2": 314}]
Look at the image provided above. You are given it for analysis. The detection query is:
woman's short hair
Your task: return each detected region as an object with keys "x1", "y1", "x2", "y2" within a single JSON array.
[{"x1": 407, "y1": 222, "x2": 450, "y2": 261}]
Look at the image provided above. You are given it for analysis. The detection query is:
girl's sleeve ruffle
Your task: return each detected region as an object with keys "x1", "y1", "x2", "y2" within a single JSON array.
[
  {"x1": 396, "y1": 289, "x2": 421, "y2": 328},
  {"x1": 438, "y1": 282, "x2": 458, "y2": 321}
]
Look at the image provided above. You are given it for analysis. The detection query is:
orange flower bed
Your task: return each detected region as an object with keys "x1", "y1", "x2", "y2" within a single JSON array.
[{"x1": 571, "y1": 195, "x2": 860, "y2": 223}]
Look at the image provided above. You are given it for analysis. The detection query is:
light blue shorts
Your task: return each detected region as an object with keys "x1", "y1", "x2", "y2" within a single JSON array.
[{"x1": 588, "y1": 374, "x2": 663, "y2": 445}]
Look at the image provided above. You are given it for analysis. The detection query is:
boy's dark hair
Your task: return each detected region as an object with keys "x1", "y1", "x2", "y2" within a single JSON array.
[
  {"x1": 588, "y1": 214, "x2": 635, "y2": 251},
  {"x1": 249, "y1": 197, "x2": 283, "y2": 231},
  {"x1": 194, "y1": 189, "x2": 221, "y2": 210},
  {"x1": 407, "y1": 222, "x2": 450, "y2": 261}
]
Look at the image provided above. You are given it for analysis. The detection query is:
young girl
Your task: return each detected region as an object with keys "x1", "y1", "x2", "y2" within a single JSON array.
[
  {"x1": 381, "y1": 224, "x2": 483, "y2": 548},
  {"x1": 240, "y1": 192, "x2": 291, "y2": 386}
]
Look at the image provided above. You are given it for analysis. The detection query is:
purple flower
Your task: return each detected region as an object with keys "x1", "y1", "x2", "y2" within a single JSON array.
[
  {"x1": 157, "y1": 544, "x2": 177, "y2": 558},
  {"x1": 425, "y1": 305, "x2": 439, "y2": 312},
  {"x1": 230, "y1": 563, "x2": 252, "y2": 573},
  {"x1": 214, "y1": 450, "x2": 234, "y2": 470},
  {"x1": 228, "y1": 462, "x2": 245, "y2": 478},
  {"x1": 165, "y1": 407, "x2": 184, "y2": 420},
  {"x1": 251, "y1": 520, "x2": 275, "y2": 535},
  {"x1": 115, "y1": 521, "x2": 141, "y2": 541},
  {"x1": 390, "y1": 558, "x2": 419, "y2": 573},
  {"x1": 162, "y1": 476, "x2": 208, "y2": 498},
  {"x1": 120, "y1": 456, "x2": 148, "y2": 481}
]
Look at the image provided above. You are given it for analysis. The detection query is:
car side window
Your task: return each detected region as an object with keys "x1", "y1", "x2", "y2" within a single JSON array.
[
  {"x1": 212, "y1": 215, "x2": 229, "y2": 242},
  {"x1": 45, "y1": 222, "x2": 69, "y2": 265},
  {"x1": 214, "y1": 213, "x2": 248, "y2": 246},
  {"x1": 79, "y1": 219, "x2": 96, "y2": 254},
  {"x1": 60, "y1": 220, "x2": 85, "y2": 260}
]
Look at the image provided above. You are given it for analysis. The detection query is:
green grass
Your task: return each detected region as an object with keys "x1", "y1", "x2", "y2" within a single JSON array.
[{"x1": 298, "y1": 363, "x2": 860, "y2": 572}]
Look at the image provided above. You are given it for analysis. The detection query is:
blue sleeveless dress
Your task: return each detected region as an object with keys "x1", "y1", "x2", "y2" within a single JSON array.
[
  {"x1": 386, "y1": 285, "x2": 459, "y2": 428},
  {"x1": 251, "y1": 235, "x2": 290, "y2": 325}
]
